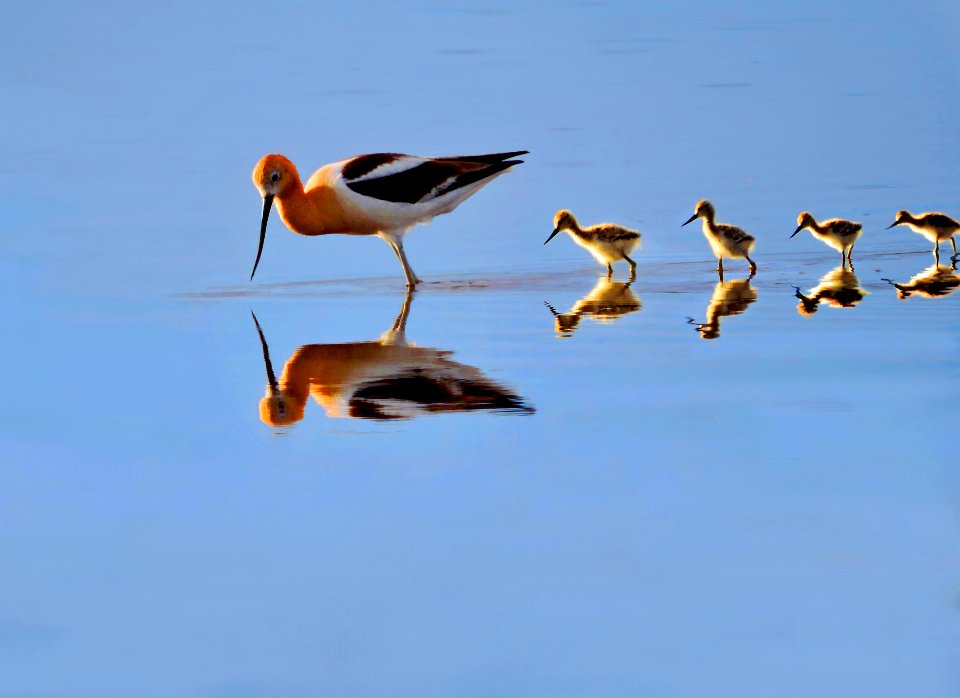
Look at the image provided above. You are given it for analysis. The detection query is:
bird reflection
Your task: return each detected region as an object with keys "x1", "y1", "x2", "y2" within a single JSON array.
[
  {"x1": 687, "y1": 276, "x2": 757, "y2": 339},
  {"x1": 544, "y1": 277, "x2": 642, "y2": 337},
  {"x1": 252, "y1": 292, "x2": 533, "y2": 425},
  {"x1": 882, "y1": 260, "x2": 960, "y2": 300},
  {"x1": 793, "y1": 265, "x2": 868, "y2": 316}
]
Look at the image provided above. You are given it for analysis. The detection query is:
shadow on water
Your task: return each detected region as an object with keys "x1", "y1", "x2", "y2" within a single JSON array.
[
  {"x1": 793, "y1": 265, "x2": 869, "y2": 316},
  {"x1": 544, "y1": 276, "x2": 641, "y2": 338},
  {"x1": 687, "y1": 275, "x2": 757, "y2": 340},
  {"x1": 251, "y1": 291, "x2": 534, "y2": 427}
]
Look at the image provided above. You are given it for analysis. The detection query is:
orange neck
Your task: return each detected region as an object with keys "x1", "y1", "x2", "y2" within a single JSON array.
[{"x1": 274, "y1": 175, "x2": 351, "y2": 236}]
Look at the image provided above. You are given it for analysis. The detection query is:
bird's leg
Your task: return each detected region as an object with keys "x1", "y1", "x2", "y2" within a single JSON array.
[
  {"x1": 717, "y1": 258, "x2": 724, "y2": 280},
  {"x1": 951, "y1": 237, "x2": 958, "y2": 257},
  {"x1": 606, "y1": 263, "x2": 613, "y2": 279},
  {"x1": 745, "y1": 255, "x2": 757, "y2": 276},
  {"x1": 623, "y1": 254, "x2": 637, "y2": 281},
  {"x1": 385, "y1": 235, "x2": 421, "y2": 288},
  {"x1": 934, "y1": 242, "x2": 940, "y2": 262}
]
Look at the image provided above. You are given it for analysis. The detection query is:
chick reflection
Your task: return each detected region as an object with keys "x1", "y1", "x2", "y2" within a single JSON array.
[
  {"x1": 687, "y1": 277, "x2": 757, "y2": 340},
  {"x1": 544, "y1": 277, "x2": 642, "y2": 338},
  {"x1": 882, "y1": 261, "x2": 960, "y2": 300},
  {"x1": 253, "y1": 293, "x2": 533, "y2": 425},
  {"x1": 793, "y1": 266, "x2": 869, "y2": 316}
]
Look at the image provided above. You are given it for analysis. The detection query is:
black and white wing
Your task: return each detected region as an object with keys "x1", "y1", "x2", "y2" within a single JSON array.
[{"x1": 340, "y1": 151, "x2": 527, "y2": 205}]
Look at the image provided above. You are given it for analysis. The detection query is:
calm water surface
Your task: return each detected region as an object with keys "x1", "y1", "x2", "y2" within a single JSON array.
[{"x1": 2, "y1": 2, "x2": 959, "y2": 696}]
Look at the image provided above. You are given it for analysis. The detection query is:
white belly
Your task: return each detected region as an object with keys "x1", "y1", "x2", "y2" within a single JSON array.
[
  {"x1": 906, "y1": 223, "x2": 952, "y2": 243},
  {"x1": 813, "y1": 231, "x2": 850, "y2": 253},
  {"x1": 704, "y1": 230, "x2": 752, "y2": 259}
]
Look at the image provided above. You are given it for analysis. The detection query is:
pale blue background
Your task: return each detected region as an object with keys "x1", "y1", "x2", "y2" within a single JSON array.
[{"x1": 1, "y1": 2, "x2": 959, "y2": 696}]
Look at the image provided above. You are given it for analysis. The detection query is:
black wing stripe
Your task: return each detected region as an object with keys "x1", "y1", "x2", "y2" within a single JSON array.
[
  {"x1": 347, "y1": 159, "x2": 522, "y2": 204},
  {"x1": 436, "y1": 150, "x2": 529, "y2": 164},
  {"x1": 341, "y1": 153, "x2": 403, "y2": 181},
  {"x1": 434, "y1": 160, "x2": 522, "y2": 198},
  {"x1": 347, "y1": 161, "x2": 456, "y2": 203}
]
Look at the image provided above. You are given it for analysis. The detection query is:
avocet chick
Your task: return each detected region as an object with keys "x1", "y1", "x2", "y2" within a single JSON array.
[
  {"x1": 791, "y1": 212, "x2": 862, "y2": 266},
  {"x1": 682, "y1": 200, "x2": 757, "y2": 277},
  {"x1": 544, "y1": 209, "x2": 641, "y2": 279},
  {"x1": 887, "y1": 210, "x2": 960, "y2": 261}
]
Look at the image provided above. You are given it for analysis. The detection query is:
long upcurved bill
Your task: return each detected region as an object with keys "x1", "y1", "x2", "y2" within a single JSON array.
[
  {"x1": 682, "y1": 214, "x2": 698, "y2": 227},
  {"x1": 250, "y1": 194, "x2": 274, "y2": 281},
  {"x1": 543, "y1": 227, "x2": 561, "y2": 245}
]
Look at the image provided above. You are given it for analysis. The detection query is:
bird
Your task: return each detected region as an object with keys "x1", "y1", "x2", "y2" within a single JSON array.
[
  {"x1": 252, "y1": 293, "x2": 534, "y2": 425},
  {"x1": 682, "y1": 200, "x2": 757, "y2": 277},
  {"x1": 887, "y1": 210, "x2": 960, "y2": 261},
  {"x1": 793, "y1": 265, "x2": 868, "y2": 316},
  {"x1": 543, "y1": 209, "x2": 641, "y2": 279},
  {"x1": 790, "y1": 212, "x2": 863, "y2": 266},
  {"x1": 544, "y1": 277, "x2": 641, "y2": 337},
  {"x1": 686, "y1": 276, "x2": 757, "y2": 340},
  {"x1": 250, "y1": 150, "x2": 527, "y2": 287}
]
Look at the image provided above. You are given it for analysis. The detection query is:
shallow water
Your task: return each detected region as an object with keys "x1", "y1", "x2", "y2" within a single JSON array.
[{"x1": 3, "y1": 2, "x2": 960, "y2": 696}]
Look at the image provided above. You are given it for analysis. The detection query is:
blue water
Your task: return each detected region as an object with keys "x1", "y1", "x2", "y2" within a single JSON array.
[{"x1": 2, "y1": 2, "x2": 959, "y2": 696}]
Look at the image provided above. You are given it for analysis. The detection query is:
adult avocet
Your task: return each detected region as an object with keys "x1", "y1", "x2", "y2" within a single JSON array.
[{"x1": 250, "y1": 150, "x2": 527, "y2": 286}]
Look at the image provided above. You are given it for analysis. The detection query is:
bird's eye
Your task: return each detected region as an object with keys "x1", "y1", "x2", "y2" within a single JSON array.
[{"x1": 270, "y1": 171, "x2": 280, "y2": 183}]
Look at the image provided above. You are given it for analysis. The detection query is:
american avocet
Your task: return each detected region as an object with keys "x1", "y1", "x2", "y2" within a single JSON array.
[
  {"x1": 882, "y1": 261, "x2": 960, "y2": 300},
  {"x1": 250, "y1": 150, "x2": 527, "y2": 286},
  {"x1": 793, "y1": 265, "x2": 868, "y2": 316},
  {"x1": 682, "y1": 200, "x2": 757, "y2": 277},
  {"x1": 887, "y1": 210, "x2": 960, "y2": 261},
  {"x1": 252, "y1": 293, "x2": 533, "y2": 425},
  {"x1": 686, "y1": 276, "x2": 757, "y2": 340},
  {"x1": 544, "y1": 277, "x2": 641, "y2": 337},
  {"x1": 790, "y1": 212, "x2": 862, "y2": 266},
  {"x1": 543, "y1": 210, "x2": 641, "y2": 279}
]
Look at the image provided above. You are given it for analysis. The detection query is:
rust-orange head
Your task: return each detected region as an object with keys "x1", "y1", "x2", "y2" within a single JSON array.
[{"x1": 250, "y1": 154, "x2": 299, "y2": 281}]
